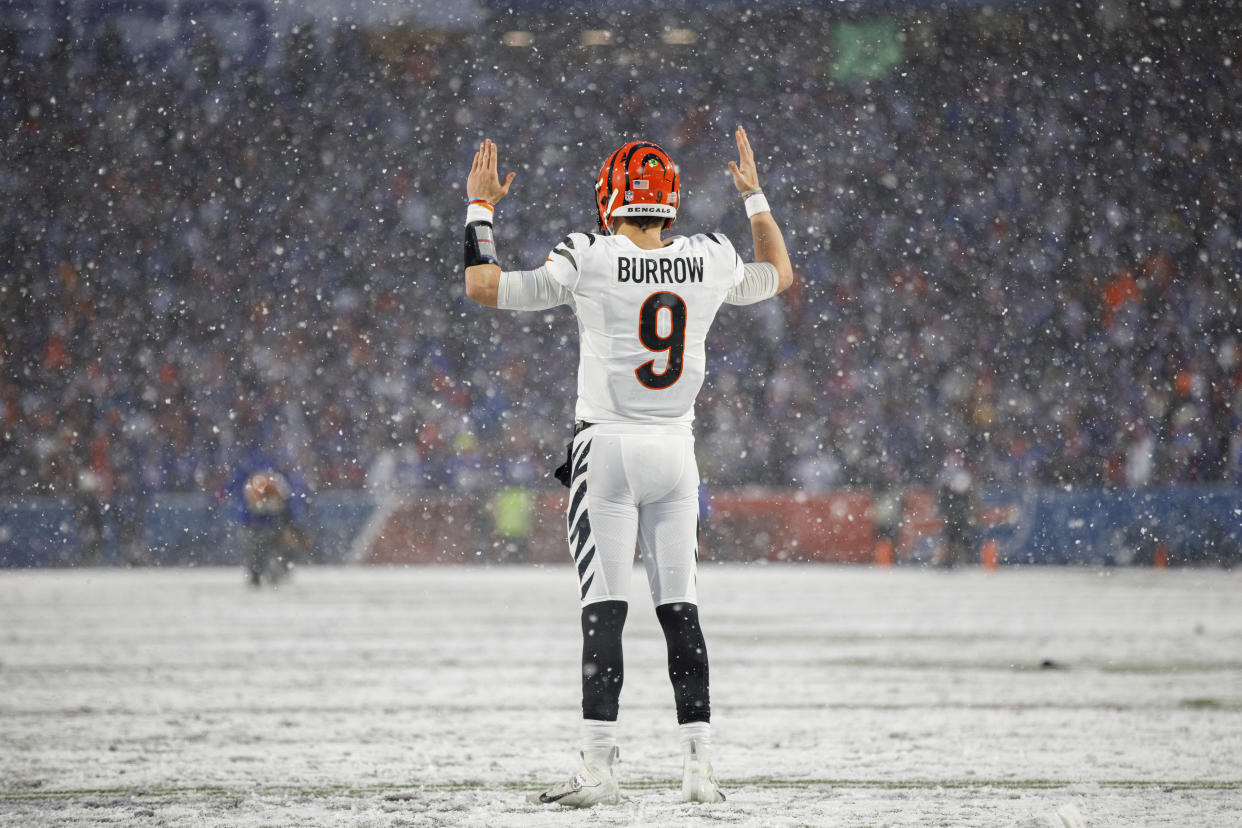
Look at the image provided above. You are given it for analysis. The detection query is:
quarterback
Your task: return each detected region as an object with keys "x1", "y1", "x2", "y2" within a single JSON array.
[{"x1": 463, "y1": 128, "x2": 793, "y2": 806}]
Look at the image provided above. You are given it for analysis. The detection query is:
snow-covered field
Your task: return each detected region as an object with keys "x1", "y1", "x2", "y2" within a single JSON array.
[{"x1": 1, "y1": 563, "x2": 1239, "y2": 827}]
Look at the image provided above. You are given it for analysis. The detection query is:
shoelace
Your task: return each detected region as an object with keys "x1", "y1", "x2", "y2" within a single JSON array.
[{"x1": 545, "y1": 771, "x2": 595, "y2": 797}]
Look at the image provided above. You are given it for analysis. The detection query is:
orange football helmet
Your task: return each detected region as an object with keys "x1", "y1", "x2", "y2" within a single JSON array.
[
  {"x1": 595, "y1": 141, "x2": 680, "y2": 232},
  {"x1": 243, "y1": 471, "x2": 291, "y2": 515}
]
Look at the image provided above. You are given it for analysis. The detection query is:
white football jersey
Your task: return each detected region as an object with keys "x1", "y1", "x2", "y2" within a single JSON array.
[{"x1": 498, "y1": 231, "x2": 778, "y2": 425}]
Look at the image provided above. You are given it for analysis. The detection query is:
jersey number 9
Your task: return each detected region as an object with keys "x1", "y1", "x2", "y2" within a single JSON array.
[{"x1": 636, "y1": 291, "x2": 686, "y2": 390}]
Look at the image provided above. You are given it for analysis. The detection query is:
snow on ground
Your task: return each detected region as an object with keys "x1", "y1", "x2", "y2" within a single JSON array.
[{"x1": 1, "y1": 563, "x2": 1240, "y2": 827}]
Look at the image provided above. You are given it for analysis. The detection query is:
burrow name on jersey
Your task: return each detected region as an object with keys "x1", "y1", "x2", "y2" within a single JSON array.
[{"x1": 617, "y1": 256, "x2": 705, "y2": 285}]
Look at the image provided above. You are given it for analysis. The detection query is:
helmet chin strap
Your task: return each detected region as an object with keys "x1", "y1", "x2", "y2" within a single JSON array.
[{"x1": 601, "y1": 188, "x2": 621, "y2": 234}]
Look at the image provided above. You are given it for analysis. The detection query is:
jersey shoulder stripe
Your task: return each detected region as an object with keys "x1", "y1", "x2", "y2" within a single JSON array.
[
  {"x1": 551, "y1": 246, "x2": 578, "y2": 269},
  {"x1": 543, "y1": 232, "x2": 596, "y2": 286}
]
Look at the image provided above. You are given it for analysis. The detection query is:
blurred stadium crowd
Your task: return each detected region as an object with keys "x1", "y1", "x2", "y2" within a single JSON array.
[{"x1": 2, "y1": 3, "x2": 1240, "y2": 506}]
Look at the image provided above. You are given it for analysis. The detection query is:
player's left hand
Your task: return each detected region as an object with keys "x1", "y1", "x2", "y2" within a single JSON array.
[
  {"x1": 467, "y1": 138, "x2": 516, "y2": 204},
  {"x1": 727, "y1": 126, "x2": 761, "y2": 193}
]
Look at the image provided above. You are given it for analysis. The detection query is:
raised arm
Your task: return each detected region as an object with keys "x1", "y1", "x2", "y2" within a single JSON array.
[
  {"x1": 463, "y1": 138, "x2": 516, "y2": 307},
  {"x1": 728, "y1": 126, "x2": 794, "y2": 295}
]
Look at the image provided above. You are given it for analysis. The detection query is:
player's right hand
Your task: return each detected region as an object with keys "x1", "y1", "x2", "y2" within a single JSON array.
[
  {"x1": 467, "y1": 138, "x2": 516, "y2": 204},
  {"x1": 727, "y1": 126, "x2": 761, "y2": 193}
]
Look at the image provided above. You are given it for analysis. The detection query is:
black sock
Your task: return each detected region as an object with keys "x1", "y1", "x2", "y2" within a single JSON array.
[
  {"x1": 581, "y1": 600, "x2": 627, "y2": 721},
  {"x1": 656, "y1": 602, "x2": 711, "y2": 724}
]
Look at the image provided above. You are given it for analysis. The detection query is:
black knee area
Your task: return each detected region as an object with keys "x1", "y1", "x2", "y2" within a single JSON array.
[
  {"x1": 656, "y1": 602, "x2": 711, "y2": 724},
  {"x1": 581, "y1": 600, "x2": 627, "y2": 721}
]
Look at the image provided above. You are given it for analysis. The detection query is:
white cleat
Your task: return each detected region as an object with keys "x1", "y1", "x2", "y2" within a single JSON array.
[
  {"x1": 1011, "y1": 804, "x2": 1087, "y2": 828},
  {"x1": 527, "y1": 747, "x2": 620, "y2": 808},
  {"x1": 681, "y1": 738, "x2": 726, "y2": 803},
  {"x1": 1054, "y1": 804, "x2": 1087, "y2": 828}
]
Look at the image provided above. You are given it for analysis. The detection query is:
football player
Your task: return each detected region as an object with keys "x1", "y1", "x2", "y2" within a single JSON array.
[
  {"x1": 463, "y1": 127, "x2": 793, "y2": 806},
  {"x1": 219, "y1": 453, "x2": 312, "y2": 587}
]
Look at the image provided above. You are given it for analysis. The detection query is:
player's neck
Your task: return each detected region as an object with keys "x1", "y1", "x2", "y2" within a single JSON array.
[{"x1": 613, "y1": 223, "x2": 668, "y2": 250}]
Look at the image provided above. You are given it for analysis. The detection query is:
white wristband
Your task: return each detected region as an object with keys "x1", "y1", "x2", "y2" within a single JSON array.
[
  {"x1": 466, "y1": 199, "x2": 495, "y2": 225},
  {"x1": 742, "y1": 190, "x2": 770, "y2": 218}
]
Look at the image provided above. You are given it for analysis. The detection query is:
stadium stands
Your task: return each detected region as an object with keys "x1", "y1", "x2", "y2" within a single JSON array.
[{"x1": 2, "y1": 2, "x2": 1239, "y2": 512}]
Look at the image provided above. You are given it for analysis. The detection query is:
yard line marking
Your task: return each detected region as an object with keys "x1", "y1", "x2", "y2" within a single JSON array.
[{"x1": 4, "y1": 778, "x2": 1240, "y2": 802}]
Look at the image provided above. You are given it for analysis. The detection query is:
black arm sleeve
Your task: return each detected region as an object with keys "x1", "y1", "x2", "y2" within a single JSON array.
[{"x1": 464, "y1": 220, "x2": 499, "y2": 268}]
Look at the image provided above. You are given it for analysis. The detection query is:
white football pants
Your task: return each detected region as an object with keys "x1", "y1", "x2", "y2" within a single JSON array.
[{"x1": 566, "y1": 422, "x2": 700, "y2": 608}]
